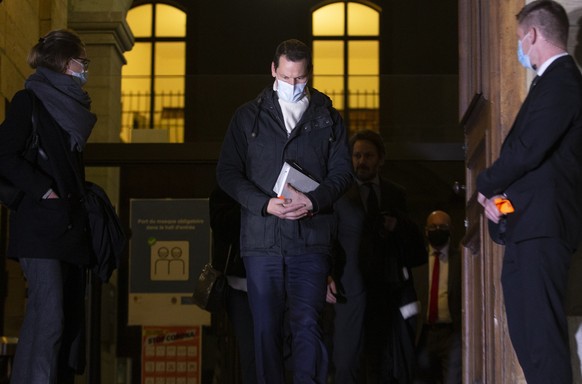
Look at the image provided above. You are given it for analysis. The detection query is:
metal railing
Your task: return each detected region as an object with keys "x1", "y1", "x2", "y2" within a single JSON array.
[
  {"x1": 314, "y1": 88, "x2": 380, "y2": 132},
  {"x1": 120, "y1": 88, "x2": 380, "y2": 142},
  {"x1": 121, "y1": 91, "x2": 185, "y2": 143}
]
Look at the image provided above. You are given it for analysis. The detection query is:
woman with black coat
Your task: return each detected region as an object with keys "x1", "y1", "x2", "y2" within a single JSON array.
[{"x1": 0, "y1": 29, "x2": 96, "y2": 384}]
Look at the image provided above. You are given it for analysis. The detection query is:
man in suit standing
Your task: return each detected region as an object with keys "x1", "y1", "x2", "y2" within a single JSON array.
[
  {"x1": 413, "y1": 210, "x2": 461, "y2": 384},
  {"x1": 327, "y1": 130, "x2": 426, "y2": 383},
  {"x1": 477, "y1": 1, "x2": 582, "y2": 383}
]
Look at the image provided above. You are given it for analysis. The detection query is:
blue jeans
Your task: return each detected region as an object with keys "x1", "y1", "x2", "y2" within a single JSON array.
[
  {"x1": 244, "y1": 252, "x2": 330, "y2": 384},
  {"x1": 11, "y1": 258, "x2": 86, "y2": 384}
]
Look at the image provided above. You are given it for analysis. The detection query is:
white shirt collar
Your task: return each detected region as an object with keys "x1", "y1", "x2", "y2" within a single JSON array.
[
  {"x1": 536, "y1": 52, "x2": 568, "y2": 76},
  {"x1": 430, "y1": 243, "x2": 450, "y2": 260}
]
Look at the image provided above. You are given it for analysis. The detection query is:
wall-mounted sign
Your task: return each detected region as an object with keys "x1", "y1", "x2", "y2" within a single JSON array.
[{"x1": 129, "y1": 199, "x2": 211, "y2": 325}]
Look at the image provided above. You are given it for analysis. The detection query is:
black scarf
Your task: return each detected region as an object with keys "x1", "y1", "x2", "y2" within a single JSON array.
[{"x1": 25, "y1": 66, "x2": 97, "y2": 151}]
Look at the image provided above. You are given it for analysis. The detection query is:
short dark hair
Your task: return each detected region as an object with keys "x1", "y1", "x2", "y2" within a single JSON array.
[
  {"x1": 349, "y1": 129, "x2": 386, "y2": 158},
  {"x1": 273, "y1": 39, "x2": 313, "y2": 74},
  {"x1": 516, "y1": 0, "x2": 569, "y2": 48},
  {"x1": 27, "y1": 29, "x2": 86, "y2": 73}
]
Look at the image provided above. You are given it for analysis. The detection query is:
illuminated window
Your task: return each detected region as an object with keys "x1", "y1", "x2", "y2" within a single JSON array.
[
  {"x1": 122, "y1": 2, "x2": 186, "y2": 143},
  {"x1": 313, "y1": 1, "x2": 380, "y2": 133}
]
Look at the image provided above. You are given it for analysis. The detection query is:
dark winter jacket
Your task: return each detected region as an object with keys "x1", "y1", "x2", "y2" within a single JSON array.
[{"x1": 216, "y1": 86, "x2": 353, "y2": 256}]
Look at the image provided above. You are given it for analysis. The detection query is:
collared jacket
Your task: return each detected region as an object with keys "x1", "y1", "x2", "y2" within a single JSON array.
[
  {"x1": 477, "y1": 55, "x2": 582, "y2": 249},
  {"x1": 217, "y1": 86, "x2": 353, "y2": 256}
]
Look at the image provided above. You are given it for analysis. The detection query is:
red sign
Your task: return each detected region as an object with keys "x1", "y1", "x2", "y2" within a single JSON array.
[{"x1": 142, "y1": 326, "x2": 202, "y2": 384}]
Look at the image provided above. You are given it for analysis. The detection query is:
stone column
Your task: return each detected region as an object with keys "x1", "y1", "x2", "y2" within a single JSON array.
[
  {"x1": 68, "y1": 0, "x2": 134, "y2": 143},
  {"x1": 67, "y1": 1, "x2": 134, "y2": 198},
  {"x1": 67, "y1": 3, "x2": 134, "y2": 383}
]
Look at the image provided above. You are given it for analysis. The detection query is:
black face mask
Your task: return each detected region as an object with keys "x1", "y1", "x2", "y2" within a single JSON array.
[{"x1": 427, "y1": 229, "x2": 450, "y2": 247}]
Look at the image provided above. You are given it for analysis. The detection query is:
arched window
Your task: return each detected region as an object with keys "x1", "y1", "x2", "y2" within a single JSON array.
[
  {"x1": 121, "y1": 2, "x2": 186, "y2": 143},
  {"x1": 312, "y1": 1, "x2": 380, "y2": 133}
]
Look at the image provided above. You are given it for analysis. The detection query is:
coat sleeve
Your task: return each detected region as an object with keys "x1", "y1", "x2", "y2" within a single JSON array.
[
  {"x1": 477, "y1": 68, "x2": 581, "y2": 197},
  {"x1": 305, "y1": 109, "x2": 354, "y2": 213},
  {"x1": 0, "y1": 90, "x2": 53, "y2": 200},
  {"x1": 216, "y1": 105, "x2": 272, "y2": 215}
]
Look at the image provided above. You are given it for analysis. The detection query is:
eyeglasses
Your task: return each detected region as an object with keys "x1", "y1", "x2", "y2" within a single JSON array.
[{"x1": 72, "y1": 58, "x2": 90, "y2": 71}]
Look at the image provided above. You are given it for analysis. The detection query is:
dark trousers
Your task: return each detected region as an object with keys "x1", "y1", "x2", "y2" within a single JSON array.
[
  {"x1": 413, "y1": 324, "x2": 461, "y2": 384},
  {"x1": 244, "y1": 252, "x2": 329, "y2": 384},
  {"x1": 361, "y1": 289, "x2": 417, "y2": 384},
  {"x1": 226, "y1": 287, "x2": 257, "y2": 384},
  {"x1": 502, "y1": 238, "x2": 573, "y2": 384},
  {"x1": 361, "y1": 294, "x2": 394, "y2": 383},
  {"x1": 11, "y1": 258, "x2": 86, "y2": 384},
  {"x1": 330, "y1": 291, "x2": 366, "y2": 384}
]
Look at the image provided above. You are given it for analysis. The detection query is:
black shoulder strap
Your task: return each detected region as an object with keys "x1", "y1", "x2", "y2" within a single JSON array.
[
  {"x1": 22, "y1": 91, "x2": 41, "y2": 162},
  {"x1": 31, "y1": 91, "x2": 37, "y2": 133}
]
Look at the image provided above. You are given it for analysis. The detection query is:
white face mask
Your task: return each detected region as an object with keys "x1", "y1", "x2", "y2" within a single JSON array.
[{"x1": 277, "y1": 80, "x2": 306, "y2": 103}]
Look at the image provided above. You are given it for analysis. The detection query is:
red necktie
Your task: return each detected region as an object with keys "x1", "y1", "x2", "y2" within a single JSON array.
[{"x1": 428, "y1": 251, "x2": 440, "y2": 324}]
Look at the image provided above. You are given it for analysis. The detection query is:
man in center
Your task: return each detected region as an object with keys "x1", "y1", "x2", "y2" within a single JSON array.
[{"x1": 216, "y1": 39, "x2": 353, "y2": 383}]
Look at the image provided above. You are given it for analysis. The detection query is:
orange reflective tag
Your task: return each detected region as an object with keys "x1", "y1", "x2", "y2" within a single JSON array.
[{"x1": 494, "y1": 198, "x2": 515, "y2": 214}]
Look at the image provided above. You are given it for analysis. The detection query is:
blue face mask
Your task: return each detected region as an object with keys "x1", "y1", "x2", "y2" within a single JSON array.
[
  {"x1": 277, "y1": 80, "x2": 306, "y2": 103},
  {"x1": 517, "y1": 32, "x2": 533, "y2": 70},
  {"x1": 70, "y1": 70, "x2": 88, "y2": 86}
]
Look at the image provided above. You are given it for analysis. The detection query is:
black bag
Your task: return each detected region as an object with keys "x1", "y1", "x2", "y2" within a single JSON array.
[
  {"x1": 83, "y1": 182, "x2": 127, "y2": 283},
  {"x1": 64, "y1": 122, "x2": 126, "y2": 284},
  {"x1": 0, "y1": 92, "x2": 40, "y2": 210},
  {"x1": 192, "y1": 263, "x2": 228, "y2": 312},
  {"x1": 192, "y1": 245, "x2": 232, "y2": 312}
]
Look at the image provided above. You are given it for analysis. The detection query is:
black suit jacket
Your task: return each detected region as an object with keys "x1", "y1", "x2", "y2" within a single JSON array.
[
  {"x1": 359, "y1": 178, "x2": 427, "y2": 288},
  {"x1": 333, "y1": 178, "x2": 426, "y2": 297},
  {"x1": 477, "y1": 55, "x2": 582, "y2": 249}
]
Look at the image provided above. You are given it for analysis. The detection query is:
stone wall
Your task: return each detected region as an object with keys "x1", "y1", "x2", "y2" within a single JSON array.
[{"x1": 0, "y1": 0, "x2": 69, "y2": 342}]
